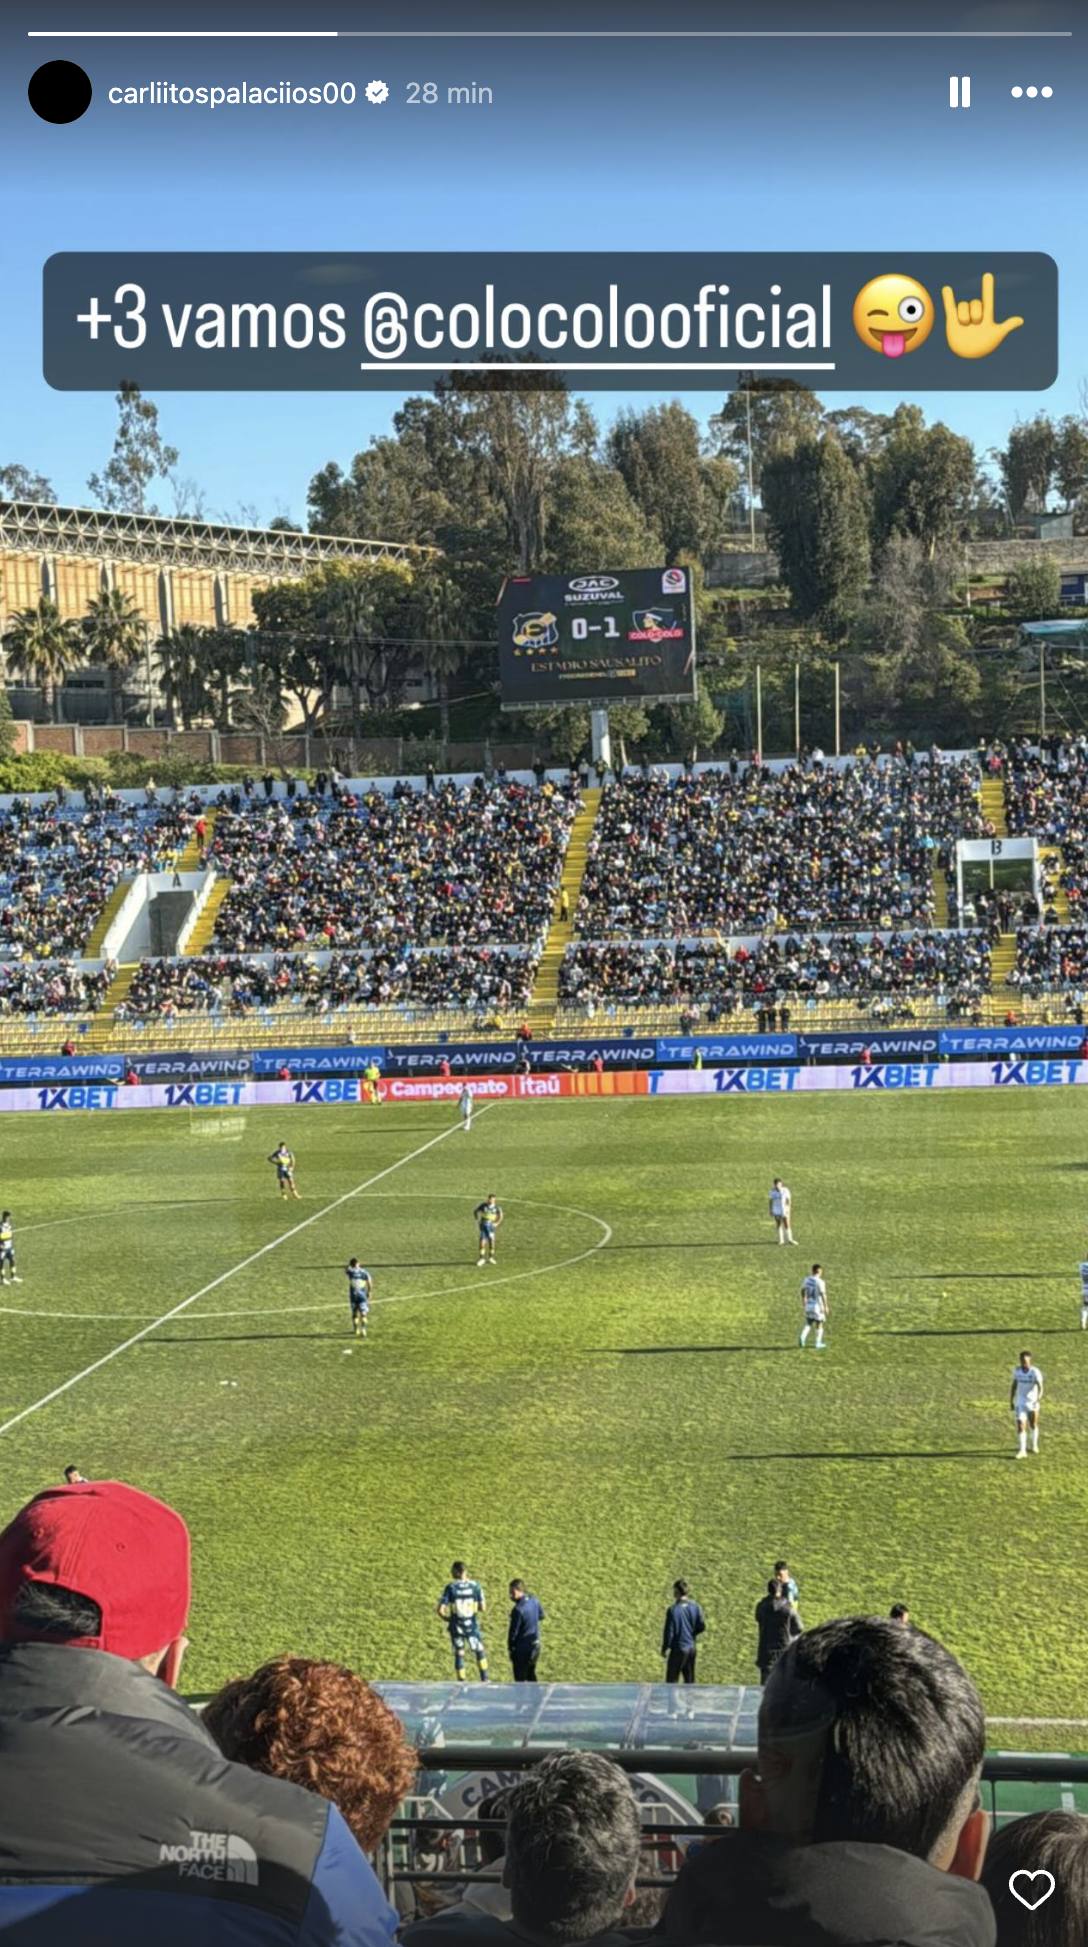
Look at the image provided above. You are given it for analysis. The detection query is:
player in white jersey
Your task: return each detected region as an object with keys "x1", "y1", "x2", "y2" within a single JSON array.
[
  {"x1": 1009, "y1": 1349, "x2": 1044, "y2": 1457},
  {"x1": 459, "y1": 1084, "x2": 473, "y2": 1134},
  {"x1": 769, "y1": 1177, "x2": 797, "y2": 1246},
  {"x1": 1079, "y1": 1260, "x2": 1088, "y2": 1330},
  {"x1": 799, "y1": 1264, "x2": 828, "y2": 1350}
]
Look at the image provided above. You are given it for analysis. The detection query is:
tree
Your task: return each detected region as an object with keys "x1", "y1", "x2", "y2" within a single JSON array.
[
  {"x1": 870, "y1": 407, "x2": 977, "y2": 557},
  {"x1": 606, "y1": 403, "x2": 707, "y2": 563},
  {"x1": 0, "y1": 464, "x2": 56, "y2": 503},
  {"x1": 87, "y1": 384, "x2": 179, "y2": 514},
  {"x1": 155, "y1": 625, "x2": 214, "y2": 730},
  {"x1": 762, "y1": 435, "x2": 870, "y2": 634},
  {"x1": 998, "y1": 415, "x2": 1057, "y2": 522},
  {"x1": 713, "y1": 377, "x2": 824, "y2": 513},
  {"x1": 82, "y1": 586, "x2": 146, "y2": 722},
  {"x1": 1008, "y1": 556, "x2": 1062, "y2": 620},
  {"x1": 661, "y1": 691, "x2": 724, "y2": 761},
  {"x1": 404, "y1": 565, "x2": 468, "y2": 745},
  {"x1": 2, "y1": 600, "x2": 84, "y2": 721},
  {"x1": 462, "y1": 379, "x2": 584, "y2": 571},
  {"x1": 543, "y1": 457, "x2": 662, "y2": 571},
  {"x1": 1054, "y1": 416, "x2": 1088, "y2": 512},
  {"x1": 822, "y1": 406, "x2": 896, "y2": 469}
]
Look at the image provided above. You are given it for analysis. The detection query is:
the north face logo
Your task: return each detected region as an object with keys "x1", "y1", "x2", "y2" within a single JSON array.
[{"x1": 159, "y1": 1830, "x2": 259, "y2": 1884}]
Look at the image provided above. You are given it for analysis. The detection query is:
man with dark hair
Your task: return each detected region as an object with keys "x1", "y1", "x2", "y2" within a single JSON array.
[
  {"x1": 755, "y1": 1578, "x2": 801, "y2": 1685},
  {"x1": 405, "y1": 1751, "x2": 643, "y2": 1944},
  {"x1": 890, "y1": 1602, "x2": 912, "y2": 1625},
  {"x1": 0, "y1": 1479, "x2": 398, "y2": 1944},
  {"x1": 982, "y1": 1810, "x2": 1088, "y2": 1947},
  {"x1": 62, "y1": 1464, "x2": 86, "y2": 1484},
  {"x1": 507, "y1": 1580, "x2": 545, "y2": 1682},
  {"x1": 663, "y1": 1616, "x2": 994, "y2": 1946},
  {"x1": 661, "y1": 1579, "x2": 706, "y2": 1686}
]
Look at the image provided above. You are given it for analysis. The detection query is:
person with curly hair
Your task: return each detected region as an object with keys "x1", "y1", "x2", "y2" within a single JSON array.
[{"x1": 203, "y1": 1654, "x2": 417, "y2": 1855}]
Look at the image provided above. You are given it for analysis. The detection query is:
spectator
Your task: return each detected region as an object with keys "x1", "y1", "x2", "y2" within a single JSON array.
[
  {"x1": 417, "y1": 1791, "x2": 515, "y2": 1930},
  {"x1": 403, "y1": 1751, "x2": 644, "y2": 1945},
  {"x1": 204, "y1": 1654, "x2": 417, "y2": 1854},
  {"x1": 773, "y1": 1560, "x2": 800, "y2": 1609},
  {"x1": 507, "y1": 1579, "x2": 545, "y2": 1683},
  {"x1": 0, "y1": 1480, "x2": 398, "y2": 1942},
  {"x1": 980, "y1": 1811, "x2": 1088, "y2": 1947},
  {"x1": 755, "y1": 1577, "x2": 801, "y2": 1684},
  {"x1": 662, "y1": 1615, "x2": 992, "y2": 1947},
  {"x1": 661, "y1": 1578, "x2": 706, "y2": 1686}
]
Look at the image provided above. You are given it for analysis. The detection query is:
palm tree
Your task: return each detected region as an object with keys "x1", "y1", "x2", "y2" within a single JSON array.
[
  {"x1": 414, "y1": 570, "x2": 466, "y2": 749},
  {"x1": 155, "y1": 625, "x2": 212, "y2": 730},
  {"x1": 2, "y1": 599, "x2": 84, "y2": 722},
  {"x1": 82, "y1": 586, "x2": 146, "y2": 724}
]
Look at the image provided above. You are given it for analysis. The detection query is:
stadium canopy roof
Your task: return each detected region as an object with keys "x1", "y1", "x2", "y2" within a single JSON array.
[
  {"x1": 373, "y1": 1680, "x2": 760, "y2": 1771},
  {"x1": 0, "y1": 499, "x2": 436, "y2": 576},
  {"x1": 1019, "y1": 619, "x2": 1088, "y2": 644}
]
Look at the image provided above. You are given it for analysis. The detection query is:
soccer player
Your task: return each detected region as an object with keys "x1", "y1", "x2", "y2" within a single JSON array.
[
  {"x1": 459, "y1": 1084, "x2": 473, "y2": 1135},
  {"x1": 1010, "y1": 1349, "x2": 1044, "y2": 1457},
  {"x1": 769, "y1": 1178, "x2": 797, "y2": 1246},
  {"x1": 267, "y1": 1143, "x2": 299, "y2": 1200},
  {"x1": 0, "y1": 1211, "x2": 22, "y2": 1285},
  {"x1": 1079, "y1": 1257, "x2": 1088, "y2": 1329},
  {"x1": 437, "y1": 1560, "x2": 489, "y2": 1682},
  {"x1": 363, "y1": 1058, "x2": 383, "y2": 1106},
  {"x1": 799, "y1": 1264, "x2": 829, "y2": 1350},
  {"x1": 345, "y1": 1258, "x2": 372, "y2": 1338},
  {"x1": 474, "y1": 1193, "x2": 503, "y2": 1266}
]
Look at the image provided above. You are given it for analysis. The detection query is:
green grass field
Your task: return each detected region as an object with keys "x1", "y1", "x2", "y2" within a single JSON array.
[{"x1": 1, "y1": 1087, "x2": 1086, "y2": 1750}]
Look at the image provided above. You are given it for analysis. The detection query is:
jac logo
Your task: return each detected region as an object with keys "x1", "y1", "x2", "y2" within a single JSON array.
[{"x1": 568, "y1": 576, "x2": 619, "y2": 593}]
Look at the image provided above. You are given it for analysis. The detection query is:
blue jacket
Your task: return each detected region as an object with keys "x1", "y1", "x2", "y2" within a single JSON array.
[
  {"x1": 507, "y1": 1593, "x2": 545, "y2": 1654},
  {"x1": 662, "y1": 1599, "x2": 706, "y2": 1657},
  {"x1": 0, "y1": 1642, "x2": 399, "y2": 1946}
]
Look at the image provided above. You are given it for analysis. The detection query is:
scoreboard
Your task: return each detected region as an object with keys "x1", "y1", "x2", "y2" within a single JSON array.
[{"x1": 497, "y1": 567, "x2": 697, "y2": 708}]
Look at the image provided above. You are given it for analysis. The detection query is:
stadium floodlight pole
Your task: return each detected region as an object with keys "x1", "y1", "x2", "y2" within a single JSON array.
[
  {"x1": 794, "y1": 659, "x2": 800, "y2": 756},
  {"x1": 745, "y1": 384, "x2": 756, "y2": 548},
  {"x1": 590, "y1": 706, "x2": 611, "y2": 769},
  {"x1": 833, "y1": 661, "x2": 841, "y2": 756},
  {"x1": 755, "y1": 661, "x2": 762, "y2": 761},
  {"x1": 1039, "y1": 642, "x2": 1047, "y2": 734},
  {"x1": 144, "y1": 621, "x2": 154, "y2": 728}
]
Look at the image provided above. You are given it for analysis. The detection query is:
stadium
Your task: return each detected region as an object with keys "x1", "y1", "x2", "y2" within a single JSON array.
[{"x1": 4, "y1": 463, "x2": 1088, "y2": 1920}]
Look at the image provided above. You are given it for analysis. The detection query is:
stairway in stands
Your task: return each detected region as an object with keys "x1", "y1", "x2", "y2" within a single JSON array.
[
  {"x1": 931, "y1": 867, "x2": 950, "y2": 927},
  {"x1": 83, "y1": 963, "x2": 139, "y2": 1052},
  {"x1": 82, "y1": 879, "x2": 133, "y2": 959},
  {"x1": 177, "y1": 806, "x2": 216, "y2": 870},
  {"x1": 527, "y1": 787, "x2": 601, "y2": 1029},
  {"x1": 980, "y1": 773, "x2": 1008, "y2": 839},
  {"x1": 183, "y1": 877, "x2": 232, "y2": 955}
]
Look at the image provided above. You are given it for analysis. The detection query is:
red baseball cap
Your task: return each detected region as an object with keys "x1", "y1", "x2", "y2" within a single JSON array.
[{"x1": 0, "y1": 1480, "x2": 191, "y2": 1660}]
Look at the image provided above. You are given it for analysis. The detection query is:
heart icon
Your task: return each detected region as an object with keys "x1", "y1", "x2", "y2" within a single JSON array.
[{"x1": 1009, "y1": 1869, "x2": 1056, "y2": 1913}]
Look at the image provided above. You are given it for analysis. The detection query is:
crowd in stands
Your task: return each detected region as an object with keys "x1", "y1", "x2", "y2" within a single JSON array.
[
  {"x1": 1004, "y1": 733, "x2": 1088, "y2": 913},
  {"x1": 1009, "y1": 924, "x2": 1088, "y2": 997},
  {"x1": 204, "y1": 776, "x2": 580, "y2": 954},
  {"x1": 0, "y1": 958, "x2": 110, "y2": 1017},
  {"x1": 559, "y1": 929, "x2": 993, "y2": 1021},
  {"x1": 0, "y1": 1473, "x2": 1078, "y2": 1947},
  {"x1": 575, "y1": 754, "x2": 989, "y2": 938},
  {"x1": 0, "y1": 795, "x2": 195, "y2": 957},
  {"x1": 121, "y1": 945, "x2": 532, "y2": 1023}
]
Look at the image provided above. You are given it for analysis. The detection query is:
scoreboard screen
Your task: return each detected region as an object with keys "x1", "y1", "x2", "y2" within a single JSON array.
[{"x1": 497, "y1": 567, "x2": 697, "y2": 708}]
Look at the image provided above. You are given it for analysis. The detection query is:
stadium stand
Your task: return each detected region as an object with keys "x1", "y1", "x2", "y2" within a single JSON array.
[
  {"x1": 558, "y1": 929, "x2": 993, "y2": 1026},
  {"x1": 1005, "y1": 732, "x2": 1088, "y2": 915},
  {"x1": 574, "y1": 754, "x2": 990, "y2": 938},
  {"x1": 0, "y1": 797, "x2": 197, "y2": 958},
  {"x1": 1009, "y1": 923, "x2": 1088, "y2": 999},
  {"x1": 120, "y1": 945, "x2": 535, "y2": 1025},
  {"x1": 203, "y1": 775, "x2": 581, "y2": 953}
]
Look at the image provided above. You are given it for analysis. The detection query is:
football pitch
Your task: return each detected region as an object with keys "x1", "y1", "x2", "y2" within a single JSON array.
[{"x1": 1, "y1": 1086, "x2": 1086, "y2": 1750}]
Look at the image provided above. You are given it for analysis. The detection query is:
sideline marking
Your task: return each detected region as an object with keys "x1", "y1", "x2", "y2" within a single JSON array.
[{"x1": 0, "y1": 1115, "x2": 489, "y2": 1439}]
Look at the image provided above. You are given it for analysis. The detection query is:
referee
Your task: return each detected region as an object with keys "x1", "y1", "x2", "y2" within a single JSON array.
[{"x1": 661, "y1": 1579, "x2": 706, "y2": 1685}]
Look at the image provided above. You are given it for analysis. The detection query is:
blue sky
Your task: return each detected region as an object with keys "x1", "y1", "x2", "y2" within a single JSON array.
[{"x1": 3, "y1": 0, "x2": 1083, "y2": 528}]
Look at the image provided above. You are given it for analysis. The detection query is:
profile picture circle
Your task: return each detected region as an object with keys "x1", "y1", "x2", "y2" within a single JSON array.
[{"x1": 28, "y1": 61, "x2": 93, "y2": 125}]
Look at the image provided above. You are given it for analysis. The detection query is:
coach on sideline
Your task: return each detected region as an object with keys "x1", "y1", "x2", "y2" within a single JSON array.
[{"x1": 0, "y1": 1478, "x2": 399, "y2": 1944}]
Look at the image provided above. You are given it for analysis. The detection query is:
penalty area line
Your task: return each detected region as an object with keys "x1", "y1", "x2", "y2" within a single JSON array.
[{"x1": 0, "y1": 1110, "x2": 489, "y2": 1440}]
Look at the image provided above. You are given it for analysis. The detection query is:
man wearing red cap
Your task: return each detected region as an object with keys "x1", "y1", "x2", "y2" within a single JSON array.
[{"x1": 0, "y1": 1479, "x2": 399, "y2": 1944}]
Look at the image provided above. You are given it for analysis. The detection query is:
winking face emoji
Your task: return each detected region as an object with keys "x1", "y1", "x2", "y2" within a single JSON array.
[{"x1": 852, "y1": 274, "x2": 935, "y2": 358}]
